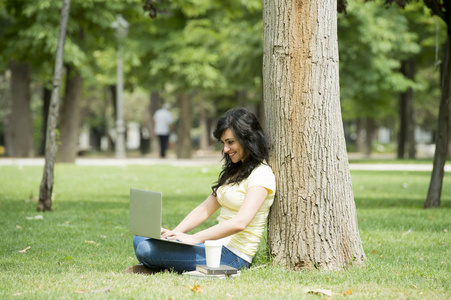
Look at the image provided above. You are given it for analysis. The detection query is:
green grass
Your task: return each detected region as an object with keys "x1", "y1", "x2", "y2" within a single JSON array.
[
  {"x1": 348, "y1": 158, "x2": 451, "y2": 164},
  {"x1": 0, "y1": 165, "x2": 450, "y2": 299}
]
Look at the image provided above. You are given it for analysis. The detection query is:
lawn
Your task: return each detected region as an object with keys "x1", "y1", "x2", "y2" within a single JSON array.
[{"x1": 0, "y1": 164, "x2": 449, "y2": 299}]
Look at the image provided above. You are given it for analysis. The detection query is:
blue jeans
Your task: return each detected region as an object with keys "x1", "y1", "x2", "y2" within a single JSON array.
[
  {"x1": 133, "y1": 236, "x2": 250, "y2": 273},
  {"x1": 157, "y1": 135, "x2": 169, "y2": 157}
]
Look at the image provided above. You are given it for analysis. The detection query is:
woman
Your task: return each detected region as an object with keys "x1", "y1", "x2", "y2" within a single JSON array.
[{"x1": 125, "y1": 107, "x2": 276, "y2": 274}]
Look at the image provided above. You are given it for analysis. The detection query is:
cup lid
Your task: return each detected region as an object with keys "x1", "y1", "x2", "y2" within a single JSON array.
[{"x1": 204, "y1": 240, "x2": 223, "y2": 246}]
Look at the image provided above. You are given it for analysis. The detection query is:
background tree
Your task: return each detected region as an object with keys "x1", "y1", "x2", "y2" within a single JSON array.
[
  {"x1": 1, "y1": 0, "x2": 268, "y2": 159},
  {"x1": 56, "y1": 0, "x2": 142, "y2": 162},
  {"x1": 57, "y1": 64, "x2": 83, "y2": 162},
  {"x1": 8, "y1": 60, "x2": 34, "y2": 157},
  {"x1": 0, "y1": 1, "x2": 42, "y2": 157},
  {"x1": 338, "y1": 0, "x2": 420, "y2": 155},
  {"x1": 38, "y1": 0, "x2": 70, "y2": 212},
  {"x1": 396, "y1": 2, "x2": 446, "y2": 159},
  {"x1": 0, "y1": 71, "x2": 11, "y2": 154},
  {"x1": 263, "y1": 0, "x2": 366, "y2": 270},
  {"x1": 0, "y1": 0, "x2": 144, "y2": 161},
  {"x1": 142, "y1": 2, "x2": 241, "y2": 158},
  {"x1": 1, "y1": 1, "x2": 64, "y2": 157},
  {"x1": 421, "y1": 0, "x2": 450, "y2": 208},
  {"x1": 366, "y1": 0, "x2": 449, "y2": 209}
]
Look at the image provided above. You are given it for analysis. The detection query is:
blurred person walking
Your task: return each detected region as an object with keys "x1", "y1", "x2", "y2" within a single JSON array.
[{"x1": 153, "y1": 104, "x2": 173, "y2": 158}]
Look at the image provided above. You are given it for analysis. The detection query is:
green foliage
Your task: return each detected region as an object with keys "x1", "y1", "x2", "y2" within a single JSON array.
[
  {"x1": 339, "y1": 0, "x2": 447, "y2": 136},
  {"x1": 402, "y1": 3, "x2": 446, "y2": 131},
  {"x1": 0, "y1": 165, "x2": 450, "y2": 299},
  {"x1": 3, "y1": 0, "x2": 447, "y2": 152},
  {"x1": 0, "y1": 0, "x2": 259, "y2": 137},
  {"x1": 217, "y1": 12, "x2": 263, "y2": 95},
  {"x1": 0, "y1": 0, "x2": 144, "y2": 82},
  {"x1": 339, "y1": 0, "x2": 421, "y2": 120},
  {"x1": 128, "y1": 0, "x2": 263, "y2": 109},
  {"x1": 141, "y1": 14, "x2": 226, "y2": 92},
  {"x1": 414, "y1": 66, "x2": 440, "y2": 130}
]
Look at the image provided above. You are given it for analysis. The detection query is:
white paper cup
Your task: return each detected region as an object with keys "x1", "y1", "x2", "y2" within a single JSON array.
[{"x1": 204, "y1": 240, "x2": 222, "y2": 268}]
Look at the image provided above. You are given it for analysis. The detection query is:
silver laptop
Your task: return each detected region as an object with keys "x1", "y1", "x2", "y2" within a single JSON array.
[{"x1": 129, "y1": 188, "x2": 194, "y2": 245}]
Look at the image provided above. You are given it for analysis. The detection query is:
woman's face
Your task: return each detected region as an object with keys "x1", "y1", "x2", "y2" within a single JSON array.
[{"x1": 221, "y1": 129, "x2": 247, "y2": 163}]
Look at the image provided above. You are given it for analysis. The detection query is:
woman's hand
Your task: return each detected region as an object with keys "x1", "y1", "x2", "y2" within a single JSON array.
[{"x1": 161, "y1": 228, "x2": 201, "y2": 245}]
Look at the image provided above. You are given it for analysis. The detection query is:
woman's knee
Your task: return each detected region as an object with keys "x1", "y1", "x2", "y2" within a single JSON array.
[
  {"x1": 133, "y1": 236, "x2": 148, "y2": 252},
  {"x1": 135, "y1": 239, "x2": 152, "y2": 263}
]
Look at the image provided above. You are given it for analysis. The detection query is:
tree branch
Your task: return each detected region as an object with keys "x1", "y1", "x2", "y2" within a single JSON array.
[
  {"x1": 338, "y1": 0, "x2": 347, "y2": 13},
  {"x1": 423, "y1": 0, "x2": 446, "y2": 21}
]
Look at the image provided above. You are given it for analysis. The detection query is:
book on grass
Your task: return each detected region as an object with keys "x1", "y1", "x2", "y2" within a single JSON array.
[
  {"x1": 183, "y1": 270, "x2": 241, "y2": 278},
  {"x1": 196, "y1": 265, "x2": 238, "y2": 275}
]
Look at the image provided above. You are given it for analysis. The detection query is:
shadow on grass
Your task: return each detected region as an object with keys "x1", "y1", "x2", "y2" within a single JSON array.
[
  {"x1": 0, "y1": 191, "x2": 213, "y2": 241},
  {"x1": 355, "y1": 196, "x2": 451, "y2": 209}
]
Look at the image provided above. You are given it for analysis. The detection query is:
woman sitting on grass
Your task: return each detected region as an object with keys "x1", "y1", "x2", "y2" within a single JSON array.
[{"x1": 125, "y1": 107, "x2": 276, "y2": 274}]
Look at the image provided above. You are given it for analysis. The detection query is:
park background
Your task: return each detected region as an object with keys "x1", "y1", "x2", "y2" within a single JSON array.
[
  {"x1": 0, "y1": 0, "x2": 450, "y2": 299},
  {"x1": 1, "y1": 0, "x2": 450, "y2": 161}
]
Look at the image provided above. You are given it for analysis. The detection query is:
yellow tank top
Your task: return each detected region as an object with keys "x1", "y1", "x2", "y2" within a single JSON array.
[{"x1": 216, "y1": 164, "x2": 276, "y2": 262}]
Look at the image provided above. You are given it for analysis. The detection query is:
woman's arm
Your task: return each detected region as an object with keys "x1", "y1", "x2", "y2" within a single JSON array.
[
  {"x1": 161, "y1": 193, "x2": 220, "y2": 235},
  {"x1": 162, "y1": 186, "x2": 269, "y2": 244}
]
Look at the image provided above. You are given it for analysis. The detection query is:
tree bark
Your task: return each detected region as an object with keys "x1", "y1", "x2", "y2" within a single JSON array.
[
  {"x1": 424, "y1": 37, "x2": 451, "y2": 209},
  {"x1": 398, "y1": 59, "x2": 416, "y2": 159},
  {"x1": 149, "y1": 91, "x2": 162, "y2": 155},
  {"x1": 0, "y1": 72, "x2": 11, "y2": 155},
  {"x1": 256, "y1": 98, "x2": 265, "y2": 131},
  {"x1": 39, "y1": 86, "x2": 52, "y2": 156},
  {"x1": 263, "y1": 0, "x2": 366, "y2": 270},
  {"x1": 364, "y1": 118, "x2": 375, "y2": 157},
  {"x1": 107, "y1": 84, "x2": 117, "y2": 150},
  {"x1": 57, "y1": 65, "x2": 83, "y2": 163},
  {"x1": 110, "y1": 84, "x2": 117, "y2": 122},
  {"x1": 398, "y1": 75, "x2": 407, "y2": 159},
  {"x1": 407, "y1": 59, "x2": 416, "y2": 159},
  {"x1": 198, "y1": 99, "x2": 209, "y2": 151},
  {"x1": 355, "y1": 119, "x2": 363, "y2": 153},
  {"x1": 448, "y1": 107, "x2": 451, "y2": 158},
  {"x1": 8, "y1": 61, "x2": 35, "y2": 157},
  {"x1": 176, "y1": 93, "x2": 192, "y2": 159},
  {"x1": 38, "y1": 0, "x2": 71, "y2": 211}
]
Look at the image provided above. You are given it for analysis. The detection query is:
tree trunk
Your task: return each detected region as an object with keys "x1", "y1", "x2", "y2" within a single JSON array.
[
  {"x1": 207, "y1": 117, "x2": 214, "y2": 147},
  {"x1": 39, "y1": 86, "x2": 52, "y2": 156},
  {"x1": 107, "y1": 84, "x2": 117, "y2": 150},
  {"x1": 176, "y1": 93, "x2": 192, "y2": 159},
  {"x1": 407, "y1": 107, "x2": 416, "y2": 158},
  {"x1": 198, "y1": 99, "x2": 209, "y2": 151},
  {"x1": 263, "y1": 0, "x2": 366, "y2": 270},
  {"x1": 258, "y1": 74, "x2": 265, "y2": 130},
  {"x1": 424, "y1": 37, "x2": 451, "y2": 209},
  {"x1": 110, "y1": 84, "x2": 117, "y2": 122},
  {"x1": 149, "y1": 91, "x2": 162, "y2": 155},
  {"x1": 38, "y1": 0, "x2": 71, "y2": 211},
  {"x1": 57, "y1": 66, "x2": 83, "y2": 163},
  {"x1": 397, "y1": 72, "x2": 407, "y2": 159},
  {"x1": 0, "y1": 72, "x2": 11, "y2": 155},
  {"x1": 398, "y1": 59, "x2": 416, "y2": 159},
  {"x1": 448, "y1": 107, "x2": 451, "y2": 158},
  {"x1": 364, "y1": 118, "x2": 375, "y2": 157},
  {"x1": 256, "y1": 98, "x2": 265, "y2": 131},
  {"x1": 8, "y1": 61, "x2": 34, "y2": 157},
  {"x1": 407, "y1": 58, "x2": 416, "y2": 159},
  {"x1": 355, "y1": 119, "x2": 364, "y2": 153}
]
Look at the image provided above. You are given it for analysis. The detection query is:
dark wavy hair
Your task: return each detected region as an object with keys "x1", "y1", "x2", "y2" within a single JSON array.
[{"x1": 211, "y1": 107, "x2": 269, "y2": 195}]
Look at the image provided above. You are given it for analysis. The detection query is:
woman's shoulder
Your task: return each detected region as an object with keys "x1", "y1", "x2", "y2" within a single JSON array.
[
  {"x1": 246, "y1": 163, "x2": 276, "y2": 191},
  {"x1": 255, "y1": 162, "x2": 274, "y2": 173},
  {"x1": 249, "y1": 163, "x2": 275, "y2": 179}
]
